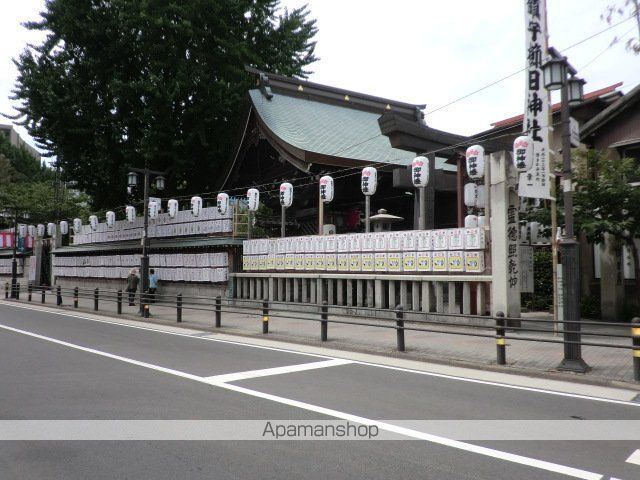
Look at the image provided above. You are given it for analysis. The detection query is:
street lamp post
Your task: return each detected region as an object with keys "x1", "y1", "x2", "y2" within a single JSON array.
[
  {"x1": 541, "y1": 50, "x2": 590, "y2": 373},
  {"x1": 127, "y1": 166, "x2": 165, "y2": 316}
]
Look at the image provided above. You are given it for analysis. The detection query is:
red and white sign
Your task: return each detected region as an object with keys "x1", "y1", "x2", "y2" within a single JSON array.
[
  {"x1": 319, "y1": 176, "x2": 334, "y2": 203},
  {"x1": 411, "y1": 156, "x2": 429, "y2": 187},
  {"x1": 361, "y1": 167, "x2": 377, "y2": 196},
  {"x1": 280, "y1": 183, "x2": 293, "y2": 208}
]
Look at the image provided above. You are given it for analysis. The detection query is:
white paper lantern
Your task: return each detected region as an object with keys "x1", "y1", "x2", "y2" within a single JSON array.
[
  {"x1": 411, "y1": 156, "x2": 429, "y2": 188},
  {"x1": 476, "y1": 185, "x2": 487, "y2": 209},
  {"x1": 361, "y1": 167, "x2": 377, "y2": 196},
  {"x1": 279, "y1": 182, "x2": 293, "y2": 208},
  {"x1": 89, "y1": 215, "x2": 98, "y2": 231},
  {"x1": 59, "y1": 221, "x2": 69, "y2": 235},
  {"x1": 37, "y1": 224, "x2": 45, "y2": 237},
  {"x1": 465, "y1": 145, "x2": 485, "y2": 180},
  {"x1": 168, "y1": 199, "x2": 178, "y2": 218},
  {"x1": 477, "y1": 215, "x2": 486, "y2": 228},
  {"x1": 105, "y1": 211, "x2": 115, "y2": 228},
  {"x1": 148, "y1": 201, "x2": 159, "y2": 219},
  {"x1": 47, "y1": 222, "x2": 56, "y2": 236},
  {"x1": 464, "y1": 215, "x2": 479, "y2": 228},
  {"x1": 28, "y1": 225, "x2": 36, "y2": 237},
  {"x1": 319, "y1": 176, "x2": 334, "y2": 203},
  {"x1": 18, "y1": 224, "x2": 27, "y2": 238},
  {"x1": 463, "y1": 183, "x2": 478, "y2": 208},
  {"x1": 73, "y1": 218, "x2": 82, "y2": 233},
  {"x1": 126, "y1": 205, "x2": 136, "y2": 223},
  {"x1": 513, "y1": 135, "x2": 534, "y2": 172},
  {"x1": 191, "y1": 196, "x2": 203, "y2": 217},
  {"x1": 216, "y1": 193, "x2": 228, "y2": 215},
  {"x1": 247, "y1": 188, "x2": 260, "y2": 212}
]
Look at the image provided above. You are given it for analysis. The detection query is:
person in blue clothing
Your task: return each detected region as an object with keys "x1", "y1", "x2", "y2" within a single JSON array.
[{"x1": 149, "y1": 269, "x2": 158, "y2": 303}]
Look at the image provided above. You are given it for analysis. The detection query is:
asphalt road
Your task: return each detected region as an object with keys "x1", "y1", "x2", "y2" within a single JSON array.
[{"x1": 1, "y1": 301, "x2": 640, "y2": 480}]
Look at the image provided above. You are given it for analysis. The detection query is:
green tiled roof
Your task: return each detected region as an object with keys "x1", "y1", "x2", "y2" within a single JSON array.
[{"x1": 249, "y1": 89, "x2": 414, "y2": 166}]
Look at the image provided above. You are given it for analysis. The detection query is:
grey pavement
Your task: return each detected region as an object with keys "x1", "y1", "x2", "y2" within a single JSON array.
[
  {"x1": 1, "y1": 302, "x2": 640, "y2": 479},
  {"x1": 16, "y1": 286, "x2": 637, "y2": 386}
]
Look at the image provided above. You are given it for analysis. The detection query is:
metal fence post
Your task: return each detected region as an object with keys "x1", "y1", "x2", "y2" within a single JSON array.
[
  {"x1": 632, "y1": 317, "x2": 640, "y2": 382},
  {"x1": 262, "y1": 300, "x2": 269, "y2": 334},
  {"x1": 94, "y1": 288, "x2": 99, "y2": 311},
  {"x1": 74, "y1": 287, "x2": 79, "y2": 308},
  {"x1": 28, "y1": 283, "x2": 32, "y2": 302},
  {"x1": 41, "y1": 286, "x2": 45, "y2": 304},
  {"x1": 396, "y1": 305, "x2": 405, "y2": 352},
  {"x1": 117, "y1": 290, "x2": 122, "y2": 314},
  {"x1": 215, "y1": 296, "x2": 222, "y2": 328},
  {"x1": 177, "y1": 294, "x2": 182, "y2": 323},
  {"x1": 56, "y1": 285, "x2": 62, "y2": 306},
  {"x1": 321, "y1": 301, "x2": 328, "y2": 341},
  {"x1": 15, "y1": 283, "x2": 20, "y2": 300},
  {"x1": 496, "y1": 311, "x2": 506, "y2": 365}
]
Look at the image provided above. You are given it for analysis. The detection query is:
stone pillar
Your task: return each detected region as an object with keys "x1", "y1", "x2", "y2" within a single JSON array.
[
  {"x1": 388, "y1": 280, "x2": 396, "y2": 309},
  {"x1": 412, "y1": 282, "x2": 420, "y2": 312},
  {"x1": 435, "y1": 281, "x2": 444, "y2": 313},
  {"x1": 421, "y1": 282, "x2": 431, "y2": 312},
  {"x1": 448, "y1": 281, "x2": 458, "y2": 314},
  {"x1": 374, "y1": 279, "x2": 383, "y2": 308},
  {"x1": 366, "y1": 280, "x2": 374, "y2": 308},
  {"x1": 337, "y1": 279, "x2": 344, "y2": 306},
  {"x1": 356, "y1": 280, "x2": 364, "y2": 307},
  {"x1": 489, "y1": 151, "x2": 521, "y2": 318},
  {"x1": 347, "y1": 280, "x2": 354, "y2": 306},
  {"x1": 328, "y1": 279, "x2": 335, "y2": 305},
  {"x1": 268, "y1": 277, "x2": 275, "y2": 302},
  {"x1": 400, "y1": 280, "x2": 408, "y2": 310},
  {"x1": 462, "y1": 282, "x2": 471, "y2": 315}
]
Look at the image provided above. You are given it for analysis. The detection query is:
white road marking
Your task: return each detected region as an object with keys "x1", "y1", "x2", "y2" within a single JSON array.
[
  {"x1": 1, "y1": 301, "x2": 639, "y2": 407},
  {"x1": 0, "y1": 321, "x2": 605, "y2": 480},
  {"x1": 204, "y1": 359, "x2": 352, "y2": 383},
  {"x1": 626, "y1": 448, "x2": 640, "y2": 465}
]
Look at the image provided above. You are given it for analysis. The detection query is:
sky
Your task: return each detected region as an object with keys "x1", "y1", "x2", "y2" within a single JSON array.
[{"x1": 1, "y1": 0, "x2": 639, "y2": 154}]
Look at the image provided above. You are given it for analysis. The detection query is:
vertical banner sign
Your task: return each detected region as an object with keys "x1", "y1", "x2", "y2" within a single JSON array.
[
  {"x1": 520, "y1": 0, "x2": 551, "y2": 199},
  {"x1": 507, "y1": 203, "x2": 520, "y2": 292}
]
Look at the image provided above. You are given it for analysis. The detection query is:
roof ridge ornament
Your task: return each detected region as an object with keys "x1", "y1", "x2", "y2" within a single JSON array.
[{"x1": 258, "y1": 73, "x2": 273, "y2": 100}]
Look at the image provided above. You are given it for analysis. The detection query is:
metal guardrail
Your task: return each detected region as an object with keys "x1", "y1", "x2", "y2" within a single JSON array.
[{"x1": 5, "y1": 281, "x2": 640, "y2": 381}]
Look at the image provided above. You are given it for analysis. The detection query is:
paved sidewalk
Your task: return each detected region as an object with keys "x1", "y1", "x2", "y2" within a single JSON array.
[{"x1": 7, "y1": 288, "x2": 638, "y2": 387}]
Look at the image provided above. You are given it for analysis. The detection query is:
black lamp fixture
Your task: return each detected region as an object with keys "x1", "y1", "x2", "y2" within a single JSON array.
[
  {"x1": 567, "y1": 77, "x2": 586, "y2": 105},
  {"x1": 541, "y1": 56, "x2": 568, "y2": 91}
]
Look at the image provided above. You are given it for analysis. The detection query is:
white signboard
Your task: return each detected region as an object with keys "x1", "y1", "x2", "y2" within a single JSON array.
[
  {"x1": 519, "y1": 0, "x2": 551, "y2": 199},
  {"x1": 519, "y1": 245, "x2": 534, "y2": 293}
]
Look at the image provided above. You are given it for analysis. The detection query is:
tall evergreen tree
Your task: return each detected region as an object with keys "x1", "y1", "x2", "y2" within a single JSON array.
[{"x1": 10, "y1": 0, "x2": 318, "y2": 209}]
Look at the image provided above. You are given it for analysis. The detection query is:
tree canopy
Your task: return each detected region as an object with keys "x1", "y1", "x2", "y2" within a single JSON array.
[
  {"x1": 10, "y1": 0, "x2": 318, "y2": 210},
  {"x1": 0, "y1": 131, "x2": 89, "y2": 226}
]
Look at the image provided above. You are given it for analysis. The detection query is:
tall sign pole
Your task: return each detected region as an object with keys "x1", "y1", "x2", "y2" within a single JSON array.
[{"x1": 520, "y1": 0, "x2": 551, "y2": 200}]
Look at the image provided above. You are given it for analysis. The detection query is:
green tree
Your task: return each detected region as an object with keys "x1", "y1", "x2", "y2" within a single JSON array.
[
  {"x1": 574, "y1": 150, "x2": 640, "y2": 307},
  {"x1": 10, "y1": 0, "x2": 318, "y2": 210}
]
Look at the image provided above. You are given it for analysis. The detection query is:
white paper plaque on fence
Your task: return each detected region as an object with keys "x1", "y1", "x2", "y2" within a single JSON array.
[
  {"x1": 285, "y1": 253, "x2": 295, "y2": 270},
  {"x1": 325, "y1": 235, "x2": 337, "y2": 252},
  {"x1": 402, "y1": 231, "x2": 417, "y2": 251},
  {"x1": 417, "y1": 252, "x2": 432, "y2": 272},
  {"x1": 447, "y1": 251, "x2": 465, "y2": 272},
  {"x1": 464, "y1": 228, "x2": 486, "y2": 250},
  {"x1": 361, "y1": 233, "x2": 374, "y2": 252},
  {"x1": 313, "y1": 235, "x2": 325, "y2": 253},
  {"x1": 337, "y1": 253, "x2": 349, "y2": 272},
  {"x1": 464, "y1": 251, "x2": 485, "y2": 273},
  {"x1": 304, "y1": 236, "x2": 314, "y2": 253},
  {"x1": 403, "y1": 252, "x2": 417, "y2": 272},
  {"x1": 387, "y1": 232, "x2": 402, "y2": 251},
  {"x1": 374, "y1": 233, "x2": 387, "y2": 251},
  {"x1": 447, "y1": 229, "x2": 464, "y2": 250},
  {"x1": 361, "y1": 253, "x2": 374, "y2": 272},
  {"x1": 267, "y1": 254, "x2": 276, "y2": 270},
  {"x1": 305, "y1": 254, "x2": 315, "y2": 271},
  {"x1": 295, "y1": 254, "x2": 305, "y2": 270},
  {"x1": 374, "y1": 253, "x2": 387, "y2": 272},
  {"x1": 315, "y1": 253, "x2": 326, "y2": 271},
  {"x1": 432, "y1": 252, "x2": 448, "y2": 272},
  {"x1": 432, "y1": 230, "x2": 448, "y2": 250},
  {"x1": 387, "y1": 252, "x2": 402, "y2": 272},
  {"x1": 337, "y1": 235, "x2": 349, "y2": 253},
  {"x1": 349, "y1": 253, "x2": 361, "y2": 272},
  {"x1": 416, "y1": 231, "x2": 432, "y2": 251},
  {"x1": 275, "y1": 255, "x2": 285, "y2": 270},
  {"x1": 326, "y1": 254, "x2": 337, "y2": 271},
  {"x1": 348, "y1": 234, "x2": 362, "y2": 252}
]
